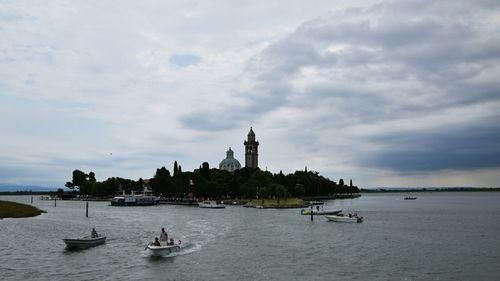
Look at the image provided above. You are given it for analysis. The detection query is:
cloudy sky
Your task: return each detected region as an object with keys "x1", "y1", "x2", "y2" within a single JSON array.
[{"x1": 1, "y1": 0, "x2": 500, "y2": 188}]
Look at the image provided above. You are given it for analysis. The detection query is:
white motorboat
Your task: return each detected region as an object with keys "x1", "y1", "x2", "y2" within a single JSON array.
[
  {"x1": 325, "y1": 214, "x2": 363, "y2": 223},
  {"x1": 308, "y1": 201, "x2": 324, "y2": 205},
  {"x1": 63, "y1": 235, "x2": 106, "y2": 249},
  {"x1": 146, "y1": 241, "x2": 181, "y2": 256},
  {"x1": 198, "y1": 200, "x2": 226, "y2": 208}
]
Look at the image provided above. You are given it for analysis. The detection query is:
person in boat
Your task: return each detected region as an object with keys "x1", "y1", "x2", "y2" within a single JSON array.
[
  {"x1": 160, "y1": 227, "x2": 168, "y2": 244},
  {"x1": 169, "y1": 238, "x2": 175, "y2": 245},
  {"x1": 91, "y1": 228, "x2": 98, "y2": 238},
  {"x1": 153, "y1": 237, "x2": 161, "y2": 246}
]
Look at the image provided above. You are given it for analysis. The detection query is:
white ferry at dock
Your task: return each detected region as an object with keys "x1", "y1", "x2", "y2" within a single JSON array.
[{"x1": 111, "y1": 186, "x2": 159, "y2": 206}]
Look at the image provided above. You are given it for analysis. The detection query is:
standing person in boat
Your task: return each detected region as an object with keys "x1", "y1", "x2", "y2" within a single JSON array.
[
  {"x1": 160, "y1": 227, "x2": 168, "y2": 245},
  {"x1": 91, "y1": 228, "x2": 98, "y2": 238}
]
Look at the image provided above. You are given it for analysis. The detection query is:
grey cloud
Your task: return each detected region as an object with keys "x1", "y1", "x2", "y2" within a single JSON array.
[
  {"x1": 180, "y1": 110, "x2": 243, "y2": 131},
  {"x1": 362, "y1": 121, "x2": 500, "y2": 172},
  {"x1": 180, "y1": 0, "x2": 500, "y2": 142},
  {"x1": 180, "y1": 81, "x2": 293, "y2": 132}
]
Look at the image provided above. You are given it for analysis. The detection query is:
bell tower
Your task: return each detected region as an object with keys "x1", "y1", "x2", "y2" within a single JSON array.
[{"x1": 244, "y1": 127, "x2": 259, "y2": 169}]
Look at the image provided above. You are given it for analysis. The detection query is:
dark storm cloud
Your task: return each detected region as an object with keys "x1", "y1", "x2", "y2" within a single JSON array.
[{"x1": 363, "y1": 121, "x2": 500, "y2": 172}]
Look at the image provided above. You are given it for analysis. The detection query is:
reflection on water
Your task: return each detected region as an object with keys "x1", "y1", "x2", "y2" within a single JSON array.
[{"x1": 1, "y1": 193, "x2": 500, "y2": 281}]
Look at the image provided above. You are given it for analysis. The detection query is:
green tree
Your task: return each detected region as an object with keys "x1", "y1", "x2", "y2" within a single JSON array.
[
  {"x1": 292, "y1": 183, "x2": 305, "y2": 197},
  {"x1": 173, "y1": 161, "x2": 178, "y2": 177},
  {"x1": 200, "y1": 162, "x2": 210, "y2": 180},
  {"x1": 65, "y1": 181, "x2": 74, "y2": 190},
  {"x1": 273, "y1": 184, "x2": 289, "y2": 203},
  {"x1": 155, "y1": 167, "x2": 170, "y2": 177},
  {"x1": 69, "y1": 169, "x2": 88, "y2": 192}
]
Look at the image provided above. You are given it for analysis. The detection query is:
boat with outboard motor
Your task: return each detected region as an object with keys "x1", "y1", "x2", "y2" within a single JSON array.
[
  {"x1": 63, "y1": 235, "x2": 106, "y2": 249},
  {"x1": 111, "y1": 186, "x2": 159, "y2": 206},
  {"x1": 146, "y1": 240, "x2": 182, "y2": 256},
  {"x1": 325, "y1": 213, "x2": 363, "y2": 223}
]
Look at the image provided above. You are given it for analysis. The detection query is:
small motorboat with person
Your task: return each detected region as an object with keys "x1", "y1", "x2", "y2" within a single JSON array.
[
  {"x1": 63, "y1": 228, "x2": 106, "y2": 249},
  {"x1": 146, "y1": 238, "x2": 182, "y2": 256},
  {"x1": 325, "y1": 213, "x2": 363, "y2": 223}
]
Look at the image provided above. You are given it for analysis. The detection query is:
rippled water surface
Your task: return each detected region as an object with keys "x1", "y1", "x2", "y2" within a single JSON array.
[{"x1": 1, "y1": 192, "x2": 500, "y2": 281}]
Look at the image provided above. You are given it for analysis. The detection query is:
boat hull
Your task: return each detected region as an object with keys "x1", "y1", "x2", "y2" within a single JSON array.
[
  {"x1": 147, "y1": 244, "x2": 181, "y2": 256},
  {"x1": 301, "y1": 209, "x2": 342, "y2": 215},
  {"x1": 110, "y1": 201, "x2": 159, "y2": 206},
  {"x1": 63, "y1": 236, "x2": 106, "y2": 249},
  {"x1": 325, "y1": 215, "x2": 363, "y2": 223},
  {"x1": 198, "y1": 201, "x2": 226, "y2": 208},
  {"x1": 110, "y1": 196, "x2": 159, "y2": 206}
]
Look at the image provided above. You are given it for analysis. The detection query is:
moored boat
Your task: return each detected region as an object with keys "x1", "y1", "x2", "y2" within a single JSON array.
[
  {"x1": 301, "y1": 202, "x2": 341, "y2": 215},
  {"x1": 301, "y1": 208, "x2": 342, "y2": 215},
  {"x1": 63, "y1": 236, "x2": 106, "y2": 249},
  {"x1": 198, "y1": 200, "x2": 226, "y2": 208},
  {"x1": 111, "y1": 186, "x2": 159, "y2": 206},
  {"x1": 326, "y1": 214, "x2": 363, "y2": 223}
]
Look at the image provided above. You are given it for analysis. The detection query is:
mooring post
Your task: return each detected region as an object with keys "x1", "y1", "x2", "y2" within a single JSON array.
[
  {"x1": 310, "y1": 204, "x2": 313, "y2": 221},
  {"x1": 86, "y1": 202, "x2": 89, "y2": 218},
  {"x1": 54, "y1": 198, "x2": 57, "y2": 207},
  {"x1": 31, "y1": 196, "x2": 33, "y2": 204}
]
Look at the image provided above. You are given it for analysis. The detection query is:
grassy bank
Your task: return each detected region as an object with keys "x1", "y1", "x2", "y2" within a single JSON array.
[
  {"x1": 0, "y1": 200, "x2": 45, "y2": 219},
  {"x1": 244, "y1": 198, "x2": 306, "y2": 208}
]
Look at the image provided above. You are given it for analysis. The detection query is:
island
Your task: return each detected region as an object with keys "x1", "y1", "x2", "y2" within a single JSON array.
[
  {"x1": 63, "y1": 161, "x2": 360, "y2": 209},
  {"x1": 0, "y1": 200, "x2": 45, "y2": 219}
]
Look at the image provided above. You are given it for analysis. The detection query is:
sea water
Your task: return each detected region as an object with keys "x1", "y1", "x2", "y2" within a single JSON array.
[{"x1": 1, "y1": 192, "x2": 499, "y2": 281}]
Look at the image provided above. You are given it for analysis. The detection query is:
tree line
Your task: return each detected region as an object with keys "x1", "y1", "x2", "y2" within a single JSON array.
[{"x1": 65, "y1": 161, "x2": 359, "y2": 199}]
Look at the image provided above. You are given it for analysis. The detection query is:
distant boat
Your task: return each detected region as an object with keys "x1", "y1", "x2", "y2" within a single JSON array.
[
  {"x1": 308, "y1": 201, "x2": 324, "y2": 205},
  {"x1": 404, "y1": 196, "x2": 417, "y2": 200},
  {"x1": 63, "y1": 235, "x2": 106, "y2": 249},
  {"x1": 111, "y1": 186, "x2": 159, "y2": 206},
  {"x1": 301, "y1": 202, "x2": 341, "y2": 215},
  {"x1": 326, "y1": 214, "x2": 363, "y2": 223},
  {"x1": 198, "y1": 200, "x2": 226, "y2": 208},
  {"x1": 301, "y1": 208, "x2": 342, "y2": 215}
]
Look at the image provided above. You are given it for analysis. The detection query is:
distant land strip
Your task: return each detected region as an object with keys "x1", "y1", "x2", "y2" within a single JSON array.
[{"x1": 0, "y1": 200, "x2": 46, "y2": 219}]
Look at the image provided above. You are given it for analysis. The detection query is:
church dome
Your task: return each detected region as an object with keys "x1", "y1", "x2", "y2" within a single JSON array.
[{"x1": 219, "y1": 147, "x2": 241, "y2": 172}]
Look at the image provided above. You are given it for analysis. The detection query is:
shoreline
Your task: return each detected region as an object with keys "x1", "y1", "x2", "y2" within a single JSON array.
[{"x1": 0, "y1": 200, "x2": 46, "y2": 219}]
